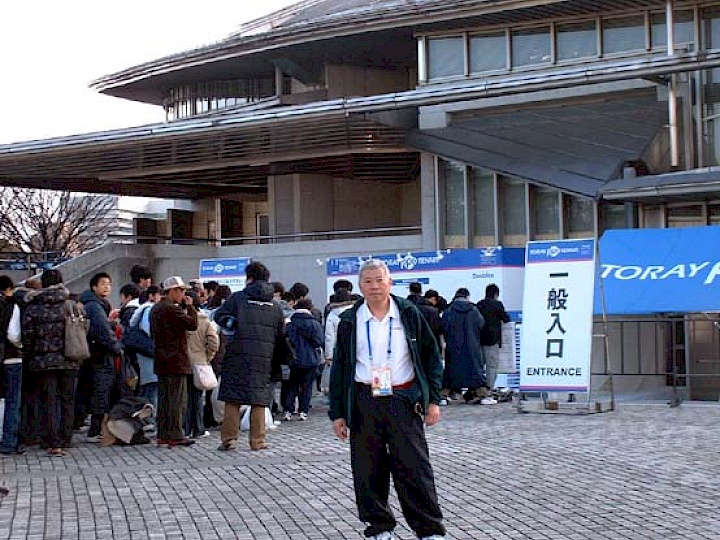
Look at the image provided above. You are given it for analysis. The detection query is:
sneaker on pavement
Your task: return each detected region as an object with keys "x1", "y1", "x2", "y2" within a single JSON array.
[
  {"x1": 438, "y1": 399, "x2": 448, "y2": 406},
  {"x1": 282, "y1": 412, "x2": 292, "y2": 421},
  {"x1": 299, "y1": 412, "x2": 308, "y2": 421},
  {"x1": 480, "y1": 397, "x2": 498, "y2": 405},
  {"x1": 369, "y1": 532, "x2": 397, "y2": 540}
]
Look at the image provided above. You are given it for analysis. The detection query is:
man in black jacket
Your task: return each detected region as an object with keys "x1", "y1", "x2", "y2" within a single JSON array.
[
  {"x1": 476, "y1": 283, "x2": 510, "y2": 391},
  {"x1": 330, "y1": 260, "x2": 445, "y2": 540},
  {"x1": 215, "y1": 261, "x2": 285, "y2": 451}
]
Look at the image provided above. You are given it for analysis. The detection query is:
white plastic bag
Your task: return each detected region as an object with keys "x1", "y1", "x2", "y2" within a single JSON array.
[
  {"x1": 240, "y1": 406, "x2": 277, "y2": 431},
  {"x1": 211, "y1": 378, "x2": 225, "y2": 423}
]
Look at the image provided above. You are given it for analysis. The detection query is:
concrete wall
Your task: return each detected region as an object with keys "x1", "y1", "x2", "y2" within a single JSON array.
[
  {"x1": 325, "y1": 64, "x2": 409, "y2": 99},
  {"x1": 54, "y1": 234, "x2": 422, "y2": 308}
]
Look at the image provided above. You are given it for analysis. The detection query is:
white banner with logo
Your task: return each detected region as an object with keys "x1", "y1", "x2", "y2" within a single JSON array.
[
  {"x1": 520, "y1": 239, "x2": 595, "y2": 393},
  {"x1": 199, "y1": 257, "x2": 251, "y2": 292}
]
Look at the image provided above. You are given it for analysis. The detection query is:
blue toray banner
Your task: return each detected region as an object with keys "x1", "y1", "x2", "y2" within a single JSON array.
[{"x1": 596, "y1": 226, "x2": 720, "y2": 314}]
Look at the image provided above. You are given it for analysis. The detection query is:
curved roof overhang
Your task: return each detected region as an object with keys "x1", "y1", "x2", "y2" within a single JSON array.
[
  {"x1": 92, "y1": 0, "x2": 666, "y2": 105},
  {"x1": 0, "y1": 107, "x2": 414, "y2": 199}
]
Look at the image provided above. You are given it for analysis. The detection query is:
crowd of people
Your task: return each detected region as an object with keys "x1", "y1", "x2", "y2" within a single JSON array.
[{"x1": 0, "y1": 257, "x2": 511, "y2": 540}]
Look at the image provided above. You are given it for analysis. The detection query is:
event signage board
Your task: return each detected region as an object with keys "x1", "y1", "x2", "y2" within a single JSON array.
[
  {"x1": 596, "y1": 226, "x2": 720, "y2": 314},
  {"x1": 198, "y1": 257, "x2": 251, "y2": 292},
  {"x1": 326, "y1": 247, "x2": 525, "y2": 311},
  {"x1": 520, "y1": 239, "x2": 595, "y2": 393}
]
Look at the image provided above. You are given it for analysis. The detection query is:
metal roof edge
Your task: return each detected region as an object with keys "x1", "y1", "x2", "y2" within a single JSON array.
[{"x1": 90, "y1": 0, "x2": 561, "y2": 95}]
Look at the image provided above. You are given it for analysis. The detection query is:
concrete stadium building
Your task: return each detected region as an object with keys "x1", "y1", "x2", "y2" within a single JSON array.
[{"x1": 2, "y1": 0, "x2": 720, "y2": 400}]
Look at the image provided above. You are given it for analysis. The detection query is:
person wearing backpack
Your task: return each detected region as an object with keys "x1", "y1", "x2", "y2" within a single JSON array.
[{"x1": 126, "y1": 286, "x2": 161, "y2": 433}]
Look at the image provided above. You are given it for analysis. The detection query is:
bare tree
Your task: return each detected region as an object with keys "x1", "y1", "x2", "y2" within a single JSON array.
[{"x1": 0, "y1": 188, "x2": 117, "y2": 260}]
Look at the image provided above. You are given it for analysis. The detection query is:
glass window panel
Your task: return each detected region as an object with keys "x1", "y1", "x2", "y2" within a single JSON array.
[
  {"x1": 703, "y1": 6, "x2": 720, "y2": 50},
  {"x1": 531, "y1": 186, "x2": 560, "y2": 239},
  {"x1": 602, "y1": 16, "x2": 646, "y2": 55},
  {"x1": 557, "y1": 21, "x2": 598, "y2": 61},
  {"x1": 498, "y1": 175, "x2": 526, "y2": 245},
  {"x1": 600, "y1": 203, "x2": 626, "y2": 231},
  {"x1": 512, "y1": 27, "x2": 551, "y2": 67},
  {"x1": 651, "y1": 11, "x2": 696, "y2": 50},
  {"x1": 566, "y1": 195, "x2": 594, "y2": 237},
  {"x1": 667, "y1": 205, "x2": 704, "y2": 227},
  {"x1": 440, "y1": 160, "x2": 467, "y2": 248},
  {"x1": 470, "y1": 168, "x2": 495, "y2": 246},
  {"x1": 709, "y1": 205, "x2": 720, "y2": 225},
  {"x1": 428, "y1": 36, "x2": 465, "y2": 79},
  {"x1": 470, "y1": 32, "x2": 507, "y2": 73}
]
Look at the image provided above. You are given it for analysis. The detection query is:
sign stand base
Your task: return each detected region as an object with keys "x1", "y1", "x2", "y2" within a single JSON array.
[{"x1": 515, "y1": 394, "x2": 614, "y2": 415}]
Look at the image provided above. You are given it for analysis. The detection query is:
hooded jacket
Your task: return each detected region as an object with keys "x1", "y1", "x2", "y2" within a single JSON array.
[
  {"x1": 477, "y1": 298, "x2": 510, "y2": 346},
  {"x1": 287, "y1": 309, "x2": 324, "y2": 369},
  {"x1": 80, "y1": 289, "x2": 122, "y2": 362},
  {"x1": 214, "y1": 280, "x2": 285, "y2": 405},
  {"x1": 187, "y1": 310, "x2": 219, "y2": 366},
  {"x1": 324, "y1": 300, "x2": 355, "y2": 360},
  {"x1": 441, "y1": 298, "x2": 485, "y2": 390},
  {"x1": 22, "y1": 284, "x2": 76, "y2": 371}
]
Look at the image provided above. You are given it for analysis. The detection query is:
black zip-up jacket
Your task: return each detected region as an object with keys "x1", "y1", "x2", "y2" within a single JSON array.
[{"x1": 329, "y1": 295, "x2": 442, "y2": 430}]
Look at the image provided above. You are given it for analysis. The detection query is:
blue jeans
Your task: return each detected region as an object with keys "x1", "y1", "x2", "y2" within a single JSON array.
[
  {"x1": 184, "y1": 374, "x2": 205, "y2": 437},
  {"x1": 137, "y1": 382, "x2": 159, "y2": 426},
  {"x1": 0, "y1": 363, "x2": 22, "y2": 452}
]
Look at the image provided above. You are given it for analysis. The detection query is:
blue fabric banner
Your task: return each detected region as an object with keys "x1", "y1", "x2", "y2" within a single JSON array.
[{"x1": 596, "y1": 226, "x2": 720, "y2": 314}]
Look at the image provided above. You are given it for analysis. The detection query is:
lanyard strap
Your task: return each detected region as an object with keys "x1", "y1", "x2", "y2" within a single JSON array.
[{"x1": 366, "y1": 316, "x2": 393, "y2": 365}]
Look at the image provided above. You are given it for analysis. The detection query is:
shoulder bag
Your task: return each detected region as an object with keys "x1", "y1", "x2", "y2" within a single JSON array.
[{"x1": 64, "y1": 300, "x2": 91, "y2": 362}]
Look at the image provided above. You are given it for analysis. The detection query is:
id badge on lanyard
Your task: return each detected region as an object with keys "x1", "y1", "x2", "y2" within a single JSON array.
[{"x1": 368, "y1": 318, "x2": 393, "y2": 397}]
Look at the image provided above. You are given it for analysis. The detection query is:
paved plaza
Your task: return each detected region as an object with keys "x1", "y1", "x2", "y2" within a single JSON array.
[{"x1": 1, "y1": 396, "x2": 719, "y2": 540}]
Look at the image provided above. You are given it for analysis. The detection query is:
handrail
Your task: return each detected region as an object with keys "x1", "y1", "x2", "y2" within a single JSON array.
[{"x1": 107, "y1": 226, "x2": 421, "y2": 246}]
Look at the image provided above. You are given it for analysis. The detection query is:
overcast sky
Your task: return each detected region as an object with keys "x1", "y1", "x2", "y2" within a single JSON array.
[{"x1": 0, "y1": 0, "x2": 297, "y2": 144}]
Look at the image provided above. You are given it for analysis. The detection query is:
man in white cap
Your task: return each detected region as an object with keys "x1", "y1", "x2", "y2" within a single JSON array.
[{"x1": 150, "y1": 276, "x2": 198, "y2": 447}]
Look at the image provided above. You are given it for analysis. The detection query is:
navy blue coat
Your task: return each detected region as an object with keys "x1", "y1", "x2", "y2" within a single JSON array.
[
  {"x1": 215, "y1": 281, "x2": 285, "y2": 406},
  {"x1": 287, "y1": 310, "x2": 324, "y2": 369},
  {"x1": 441, "y1": 299, "x2": 485, "y2": 389}
]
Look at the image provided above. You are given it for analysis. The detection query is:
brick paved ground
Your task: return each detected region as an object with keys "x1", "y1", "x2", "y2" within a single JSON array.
[{"x1": 1, "y1": 395, "x2": 719, "y2": 539}]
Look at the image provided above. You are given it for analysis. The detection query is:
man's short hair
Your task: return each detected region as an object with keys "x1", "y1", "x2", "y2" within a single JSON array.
[
  {"x1": 424, "y1": 289, "x2": 439, "y2": 300},
  {"x1": 245, "y1": 261, "x2": 270, "y2": 282},
  {"x1": 90, "y1": 272, "x2": 111, "y2": 289},
  {"x1": 294, "y1": 298, "x2": 314, "y2": 310},
  {"x1": 0, "y1": 275, "x2": 14, "y2": 292},
  {"x1": 454, "y1": 287, "x2": 470, "y2": 299},
  {"x1": 289, "y1": 282, "x2": 309, "y2": 300},
  {"x1": 42, "y1": 269, "x2": 64, "y2": 288},
  {"x1": 139, "y1": 285, "x2": 161, "y2": 304},
  {"x1": 130, "y1": 265, "x2": 152, "y2": 285},
  {"x1": 333, "y1": 279, "x2": 353, "y2": 293},
  {"x1": 358, "y1": 259, "x2": 390, "y2": 281},
  {"x1": 204, "y1": 280, "x2": 219, "y2": 292},
  {"x1": 332, "y1": 288, "x2": 352, "y2": 303},
  {"x1": 119, "y1": 283, "x2": 140, "y2": 299},
  {"x1": 485, "y1": 283, "x2": 500, "y2": 299},
  {"x1": 270, "y1": 281, "x2": 285, "y2": 295},
  {"x1": 409, "y1": 282, "x2": 422, "y2": 294}
]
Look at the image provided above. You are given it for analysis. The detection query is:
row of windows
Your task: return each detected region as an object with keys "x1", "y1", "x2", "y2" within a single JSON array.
[
  {"x1": 164, "y1": 80, "x2": 275, "y2": 119},
  {"x1": 438, "y1": 159, "x2": 597, "y2": 249},
  {"x1": 422, "y1": 6, "x2": 720, "y2": 81}
]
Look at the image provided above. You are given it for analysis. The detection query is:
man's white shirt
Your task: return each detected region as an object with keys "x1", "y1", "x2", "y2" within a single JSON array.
[{"x1": 355, "y1": 300, "x2": 415, "y2": 385}]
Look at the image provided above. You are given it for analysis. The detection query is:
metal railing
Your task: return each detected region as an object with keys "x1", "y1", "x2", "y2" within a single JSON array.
[{"x1": 107, "y1": 226, "x2": 421, "y2": 246}]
